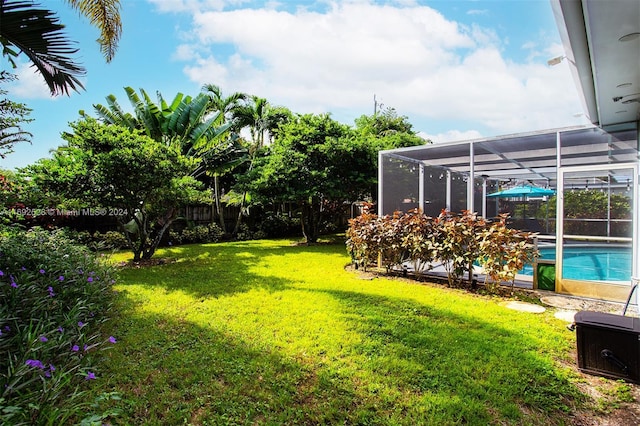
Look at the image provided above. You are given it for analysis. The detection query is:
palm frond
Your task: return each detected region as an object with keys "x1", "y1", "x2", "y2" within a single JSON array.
[
  {"x1": 1, "y1": 0, "x2": 85, "y2": 95},
  {"x1": 65, "y1": 0, "x2": 121, "y2": 62}
]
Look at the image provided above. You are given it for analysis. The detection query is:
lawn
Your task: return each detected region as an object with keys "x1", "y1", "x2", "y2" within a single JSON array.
[{"x1": 97, "y1": 237, "x2": 588, "y2": 425}]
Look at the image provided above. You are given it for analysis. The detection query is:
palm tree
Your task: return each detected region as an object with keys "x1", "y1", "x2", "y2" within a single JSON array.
[
  {"x1": 229, "y1": 96, "x2": 292, "y2": 234},
  {"x1": 201, "y1": 83, "x2": 248, "y2": 231},
  {"x1": 0, "y1": 0, "x2": 122, "y2": 96},
  {"x1": 201, "y1": 83, "x2": 247, "y2": 129}
]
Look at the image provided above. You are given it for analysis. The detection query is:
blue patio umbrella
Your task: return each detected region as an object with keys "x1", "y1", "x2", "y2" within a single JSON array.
[
  {"x1": 487, "y1": 184, "x2": 555, "y2": 230},
  {"x1": 487, "y1": 184, "x2": 555, "y2": 198}
]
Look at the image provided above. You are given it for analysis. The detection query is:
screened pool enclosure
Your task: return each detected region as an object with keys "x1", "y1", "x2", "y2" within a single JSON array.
[{"x1": 378, "y1": 125, "x2": 639, "y2": 302}]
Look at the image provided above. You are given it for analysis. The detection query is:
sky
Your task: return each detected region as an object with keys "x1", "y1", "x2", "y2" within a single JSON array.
[{"x1": 2, "y1": 0, "x2": 591, "y2": 170}]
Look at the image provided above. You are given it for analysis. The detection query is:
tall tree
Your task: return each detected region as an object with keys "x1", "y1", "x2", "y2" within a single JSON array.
[
  {"x1": 22, "y1": 118, "x2": 203, "y2": 261},
  {"x1": 0, "y1": 0, "x2": 122, "y2": 96},
  {"x1": 354, "y1": 106, "x2": 429, "y2": 149},
  {"x1": 201, "y1": 83, "x2": 248, "y2": 231},
  {"x1": 247, "y1": 113, "x2": 354, "y2": 243},
  {"x1": 229, "y1": 96, "x2": 291, "y2": 234},
  {"x1": 202, "y1": 83, "x2": 247, "y2": 129}
]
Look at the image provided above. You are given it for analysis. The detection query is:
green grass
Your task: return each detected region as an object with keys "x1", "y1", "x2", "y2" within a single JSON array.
[{"x1": 95, "y1": 237, "x2": 586, "y2": 425}]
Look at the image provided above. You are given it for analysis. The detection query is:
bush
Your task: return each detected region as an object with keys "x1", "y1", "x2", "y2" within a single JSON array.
[
  {"x1": 235, "y1": 223, "x2": 253, "y2": 241},
  {"x1": 92, "y1": 231, "x2": 129, "y2": 250},
  {"x1": 172, "y1": 223, "x2": 224, "y2": 245},
  {"x1": 478, "y1": 214, "x2": 538, "y2": 292},
  {"x1": 346, "y1": 208, "x2": 383, "y2": 271},
  {"x1": 347, "y1": 210, "x2": 537, "y2": 291},
  {"x1": 168, "y1": 229, "x2": 183, "y2": 245},
  {"x1": 258, "y1": 213, "x2": 294, "y2": 238},
  {"x1": 0, "y1": 227, "x2": 119, "y2": 424}
]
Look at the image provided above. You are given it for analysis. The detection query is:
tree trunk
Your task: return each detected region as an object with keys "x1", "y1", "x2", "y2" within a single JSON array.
[
  {"x1": 142, "y1": 207, "x2": 177, "y2": 259},
  {"x1": 233, "y1": 190, "x2": 247, "y2": 235},
  {"x1": 300, "y1": 200, "x2": 321, "y2": 243},
  {"x1": 213, "y1": 175, "x2": 226, "y2": 232}
]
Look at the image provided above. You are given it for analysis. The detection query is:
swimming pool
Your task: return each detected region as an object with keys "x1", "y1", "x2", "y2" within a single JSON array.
[{"x1": 521, "y1": 245, "x2": 632, "y2": 282}]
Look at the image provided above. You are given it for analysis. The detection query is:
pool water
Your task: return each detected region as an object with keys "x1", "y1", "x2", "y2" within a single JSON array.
[{"x1": 521, "y1": 246, "x2": 632, "y2": 282}]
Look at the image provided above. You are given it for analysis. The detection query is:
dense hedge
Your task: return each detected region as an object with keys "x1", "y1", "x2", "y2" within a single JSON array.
[{"x1": 346, "y1": 209, "x2": 538, "y2": 291}]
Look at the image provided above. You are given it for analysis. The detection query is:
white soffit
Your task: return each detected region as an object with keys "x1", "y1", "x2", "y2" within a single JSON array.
[{"x1": 552, "y1": 0, "x2": 640, "y2": 129}]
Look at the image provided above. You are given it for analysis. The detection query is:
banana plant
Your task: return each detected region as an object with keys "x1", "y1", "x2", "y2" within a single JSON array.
[{"x1": 91, "y1": 87, "x2": 233, "y2": 169}]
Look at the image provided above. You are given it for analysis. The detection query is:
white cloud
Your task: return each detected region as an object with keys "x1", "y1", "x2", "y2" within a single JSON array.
[
  {"x1": 6, "y1": 62, "x2": 54, "y2": 100},
  {"x1": 147, "y1": 0, "x2": 251, "y2": 13},
  {"x1": 168, "y1": 0, "x2": 585, "y2": 138},
  {"x1": 421, "y1": 129, "x2": 483, "y2": 143}
]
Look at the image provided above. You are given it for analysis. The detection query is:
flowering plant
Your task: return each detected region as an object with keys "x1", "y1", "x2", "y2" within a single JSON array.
[{"x1": 0, "y1": 227, "x2": 119, "y2": 424}]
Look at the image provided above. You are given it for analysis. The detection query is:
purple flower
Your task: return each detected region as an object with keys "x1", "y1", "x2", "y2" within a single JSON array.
[
  {"x1": 39, "y1": 335, "x2": 48, "y2": 342},
  {"x1": 87, "y1": 277, "x2": 93, "y2": 283},
  {"x1": 78, "y1": 321, "x2": 84, "y2": 328},
  {"x1": 57, "y1": 326, "x2": 64, "y2": 333},
  {"x1": 58, "y1": 275, "x2": 64, "y2": 281},
  {"x1": 85, "y1": 371, "x2": 96, "y2": 380},
  {"x1": 0, "y1": 270, "x2": 3, "y2": 276},
  {"x1": 39, "y1": 269, "x2": 45, "y2": 274},
  {"x1": 47, "y1": 286, "x2": 55, "y2": 297},
  {"x1": 20, "y1": 266, "x2": 26, "y2": 271},
  {"x1": 83, "y1": 344, "x2": 89, "y2": 352},
  {"x1": 71, "y1": 344, "x2": 79, "y2": 352},
  {"x1": 10, "y1": 282, "x2": 17, "y2": 288},
  {"x1": 109, "y1": 336, "x2": 117, "y2": 344},
  {"x1": 25, "y1": 359, "x2": 45, "y2": 369}
]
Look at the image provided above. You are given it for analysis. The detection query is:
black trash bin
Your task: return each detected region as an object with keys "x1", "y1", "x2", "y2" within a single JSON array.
[{"x1": 575, "y1": 311, "x2": 640, "y2": 384}]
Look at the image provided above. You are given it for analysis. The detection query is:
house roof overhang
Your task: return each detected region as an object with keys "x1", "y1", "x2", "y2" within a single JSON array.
[
  {"x1": 380, "y1": 125, "x2": 638, "y2": 184},
  {"x1": 550, "y1": 0, "x2": 640, "y2": 131}
]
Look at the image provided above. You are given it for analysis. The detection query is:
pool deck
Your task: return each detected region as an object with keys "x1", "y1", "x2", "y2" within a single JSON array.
[{"x1": 399, "y1": 261, "x2": 638, "y2": 317}]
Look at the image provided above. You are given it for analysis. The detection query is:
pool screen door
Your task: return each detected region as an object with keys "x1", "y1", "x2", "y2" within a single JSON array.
[{"x1": 556, "y1": 163, "x2": 638, "y2": 301}]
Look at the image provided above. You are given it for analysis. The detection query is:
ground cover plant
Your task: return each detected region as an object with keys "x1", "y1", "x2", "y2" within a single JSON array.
[
  {"x1": 88, "y1": 237, "x2": 606, "y2": 425},
  {"x1": 0, "y1": 227, "x2": 119, "y2": 424}
]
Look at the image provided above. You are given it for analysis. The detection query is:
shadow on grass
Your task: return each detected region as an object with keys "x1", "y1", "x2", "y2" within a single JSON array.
[
  {"x1": 98, "y1": 288, "x2": 583, "y2": 425},
  {"x1": 116, "y1": 240, "x2": 319, "y2": 298},
  {"x1": 116, "y1": 238, "x2": 354, "y2": 299},
  {"x1": 105, "y1": 240, "x2": 584, "y2": 424},
  {"x1": 98, "y1": 308, "x2": 460, "y2": 425},
  {"x1": 303, "y1": 287, "x2": 583, "y2": 424}
]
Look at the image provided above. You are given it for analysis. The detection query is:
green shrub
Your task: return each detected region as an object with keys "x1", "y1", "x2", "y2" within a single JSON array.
[
  {"x1": 174, "y1": 224, "x2": 224, "y2": 245},
  {"x1": 252, "y1": 230, "x2": 268, "y2": 240},
  {"x1": 168, "y1": 229, "x2": 183, "y2": 245},
  {"x1": 254, "y1": 213, "x2": 300, "y2": 239},
  {"x1": 0, "y1": 227, "x2": 119, "y2": 424},
  {"x1": 74, "y1": 230, "x2": 94, "y2": 247},
  {"x1": 235, "y1": 223, "x2": 253, "y2": 241},
  {"x1": 258, "y1": 213, "x2": 292, "y2": 238},
  {"x1": 99, "y1": 231, "x2": 129, "y2": 250}
]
